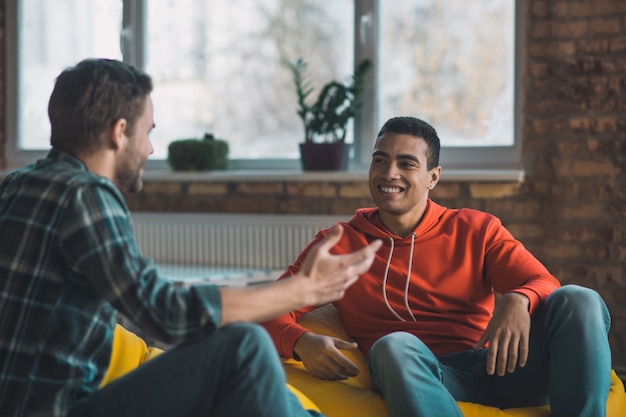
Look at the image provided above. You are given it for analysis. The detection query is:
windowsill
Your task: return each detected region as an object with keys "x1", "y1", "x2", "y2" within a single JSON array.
[
  {"x1": 0, "y1": 168, "x2": 525, "y2": 183},
  {"x1": 139, "y1": 168, "x2": 525, "y2": 183}
]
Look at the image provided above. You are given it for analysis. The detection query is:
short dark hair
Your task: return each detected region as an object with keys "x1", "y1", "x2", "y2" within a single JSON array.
[
  {"x1": 376, "y1": 116, "x2": 441, "y2": 170},
  {"x1": 48, "y1": 58, "x2": 153, "y2": 156}
]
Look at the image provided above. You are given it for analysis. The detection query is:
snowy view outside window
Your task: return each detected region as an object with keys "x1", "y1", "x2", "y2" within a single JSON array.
[
  {"x1": 18, "y1": 0, "x2": 122, "y2": 150},
  {"x1": 379, "y1": 0, "x2": 515, "y2": 147},
  {"x1": 145, "y1": 0, "x2": 353, "y2": 159},
  {"x1": 17, "y1": 0, "x2": 514, "y2": 161}
]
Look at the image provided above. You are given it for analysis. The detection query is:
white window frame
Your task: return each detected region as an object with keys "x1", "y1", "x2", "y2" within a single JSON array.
[{"x1": 5, "y1": 0, "x2": 524, "y2": 174}]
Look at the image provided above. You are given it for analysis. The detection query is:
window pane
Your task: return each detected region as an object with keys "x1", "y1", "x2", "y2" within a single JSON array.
[
  {"x1": 18, "y1": 0, "x2": 123, "y2": 150},
  {"x1": 146, "y1": 0, "x2": 354, "y2": 160},
  {"x1": 379, "y1": 0, "x2": 515, "y2": 146}
]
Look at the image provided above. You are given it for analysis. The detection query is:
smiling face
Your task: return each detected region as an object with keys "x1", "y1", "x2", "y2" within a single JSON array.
[{"x1": 368, "y1": 132, "x2": 441, "y2": 236}]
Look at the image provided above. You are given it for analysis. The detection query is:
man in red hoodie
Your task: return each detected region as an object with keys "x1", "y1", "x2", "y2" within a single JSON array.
[{"x1": 263, "y1": 116, "x2": 612, "y2": 417}]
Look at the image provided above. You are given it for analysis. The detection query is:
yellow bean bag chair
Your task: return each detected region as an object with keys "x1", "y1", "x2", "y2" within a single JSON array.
[
  {"x1": 102, "y1": 324, "x2": 320, "y2": 412},
  {"x1": 282, "y1": 304, "x2": 626, "y2": 417}
]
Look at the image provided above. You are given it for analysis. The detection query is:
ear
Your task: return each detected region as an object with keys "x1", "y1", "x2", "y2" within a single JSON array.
[
  {"x1": 428, "y1": 166, "x2": 442, "y2": 190},
  {"x1": 110, "y1": 118, "x2": 128, "y2": 151}
]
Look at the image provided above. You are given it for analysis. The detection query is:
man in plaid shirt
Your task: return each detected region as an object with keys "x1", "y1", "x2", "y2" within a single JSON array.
[{"x1": 0, "y1": 58, "x2": 381, "y2": 417}]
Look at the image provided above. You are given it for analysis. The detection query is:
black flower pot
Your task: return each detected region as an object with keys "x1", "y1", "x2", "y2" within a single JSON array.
[{"x1": 299, "y1": 142, "x2": 350, "y2": 171}]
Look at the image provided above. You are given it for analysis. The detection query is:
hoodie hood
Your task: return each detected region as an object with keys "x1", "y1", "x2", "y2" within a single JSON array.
[{"x1": 348, "y1": 199, "x2": 446, "y2": 243}]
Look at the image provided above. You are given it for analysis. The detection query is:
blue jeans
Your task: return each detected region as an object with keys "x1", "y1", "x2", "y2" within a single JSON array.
[
  {"x1": 367, "y1": 285, "x2": 612, "y2": 417},
  {"x1": 70, "y1": 323, "x2": 322, "y2": 417}
]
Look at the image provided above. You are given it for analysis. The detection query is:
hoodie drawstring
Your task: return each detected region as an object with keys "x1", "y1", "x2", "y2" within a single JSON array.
[{"x1": 382, "y1": 233, "x2": 417, "y2": 322}]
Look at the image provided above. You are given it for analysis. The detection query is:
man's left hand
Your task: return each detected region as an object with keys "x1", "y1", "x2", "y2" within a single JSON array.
[{"x1": 473, "y1": 292, "x2": 530, "y2": 376}]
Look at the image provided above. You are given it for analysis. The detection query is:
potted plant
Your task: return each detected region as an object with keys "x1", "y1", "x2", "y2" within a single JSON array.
[
  {"x1": 289, "y1": 58, "x2": 371, "y2": 171},
  {"x1": 167, "y1": 133, "x2": 229, "y2": 171}
]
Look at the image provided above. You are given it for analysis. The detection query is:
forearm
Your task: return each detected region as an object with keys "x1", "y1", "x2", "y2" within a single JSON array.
[{"x1": 220, "y1": 276, "x2": 313, "y2": 325}]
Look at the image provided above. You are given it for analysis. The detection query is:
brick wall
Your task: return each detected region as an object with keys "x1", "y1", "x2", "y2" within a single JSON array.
[{"x1": 3, "y1": 1, "x2": 626, "y2": 366}]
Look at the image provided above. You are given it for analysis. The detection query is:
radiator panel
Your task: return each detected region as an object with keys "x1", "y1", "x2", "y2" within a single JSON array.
[{"x1": 130, "y1": 212, "x2": 348, "y2": 286}]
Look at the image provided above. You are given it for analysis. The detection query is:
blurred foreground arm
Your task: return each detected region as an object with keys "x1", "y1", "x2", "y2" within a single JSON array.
[{"x1": 220, "y1": 225, "x2": 382, "y2": 325}]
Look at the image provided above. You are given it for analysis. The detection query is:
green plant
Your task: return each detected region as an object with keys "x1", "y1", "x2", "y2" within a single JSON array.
[
  {"x1": 289, "y1": 58, "x2": 371, "y2": 143},
  {"x1": 167, "y1": 133, "x2": 229, "y2": 171}
]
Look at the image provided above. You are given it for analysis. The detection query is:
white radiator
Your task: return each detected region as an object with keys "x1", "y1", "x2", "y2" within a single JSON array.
[{"x1": 130, "y1": 212, "x2": 348, "y2": 286}]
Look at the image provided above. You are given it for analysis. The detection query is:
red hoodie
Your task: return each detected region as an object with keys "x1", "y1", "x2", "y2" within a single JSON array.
[{"x1": 262, "y1": 200, "x2": 560, "y2": 358}]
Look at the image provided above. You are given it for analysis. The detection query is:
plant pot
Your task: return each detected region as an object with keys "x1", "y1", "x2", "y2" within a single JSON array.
[{"x1": 299, "y1": 142, "x2": 350, "y2": 171}]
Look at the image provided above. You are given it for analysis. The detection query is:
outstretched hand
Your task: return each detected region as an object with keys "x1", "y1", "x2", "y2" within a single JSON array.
[
  {"x1": 294, "y1": 332, "x2": 360, "y2": 380},
  {"x1": 298, "y1": 225, "x2": 382, "y2": 306},
  {"x1": 473, "y1": 292, "x2": 530, "y2": 376}
]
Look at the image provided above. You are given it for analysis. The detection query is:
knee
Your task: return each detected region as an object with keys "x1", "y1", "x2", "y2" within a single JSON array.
[
  {"x1": 214, "y1": 323, "x2": 283, "y2": 372},
  {"x1": 368, "y1": 332, "x2": 435, "y2": 369},
  {"x1": 218, "y1": 323, "x2": 274, "y2": 349},
  {"x1": 368, "y1": 332, "x2": 442, "y2": 391},
  {"x1": 546, "y1": 285, "x2": 610, "y2": 329}
]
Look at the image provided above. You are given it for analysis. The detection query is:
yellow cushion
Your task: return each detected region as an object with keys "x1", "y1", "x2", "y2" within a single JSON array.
[
  {"x1": 103, "y1": 324, "x2": 321, "y2": 412},
  {"x1": 100, "y1": 324, "x2": 163, "y2": 387},
  {"x1": 284, "y1": 304, "x2": 626, "y2": 417}
]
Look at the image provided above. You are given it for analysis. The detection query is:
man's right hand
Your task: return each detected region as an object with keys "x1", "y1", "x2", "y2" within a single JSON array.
[
  {"x1": 298, "y1": 224, "x2": 382, "y2": 306},
  {"x1": 294, "y1": 332, "x2": 360, "y2": 380},
  {"x1": 219, "y1": 225, "x2": 381, "y2": 325}
]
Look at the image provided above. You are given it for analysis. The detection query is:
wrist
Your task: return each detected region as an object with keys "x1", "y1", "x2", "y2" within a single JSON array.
[{"x1": 506, "y1": 292, "x2": 530, "y2": 310}]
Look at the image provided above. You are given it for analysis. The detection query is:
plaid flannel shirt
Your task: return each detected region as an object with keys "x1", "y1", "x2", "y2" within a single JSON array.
[{"x1": 0, "y1": 149, "x2": 222, "y2": 417}]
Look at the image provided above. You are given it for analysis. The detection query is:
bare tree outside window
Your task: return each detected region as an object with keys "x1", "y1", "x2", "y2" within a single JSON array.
[
  {"x1": 146, "y1": 0, "x2": 354, "y2": 159},
  {"x1": 380, "y1": 0, "x2": 514, "y2": 146}
]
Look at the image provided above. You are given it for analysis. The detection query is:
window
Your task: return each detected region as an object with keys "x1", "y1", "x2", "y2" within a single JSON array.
[{"x1": 6, "y1": 0, "x2": 521, "y2": 172}]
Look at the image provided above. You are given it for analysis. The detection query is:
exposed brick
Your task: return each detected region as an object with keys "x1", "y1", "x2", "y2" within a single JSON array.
[
  {"x1": 557, "y1": 20, "x2": 589, "y2": 37},
  {"x1": 570, "y1": 1, "x2": 626, "y2": 17},
  {"x1": 338, "y1": 182, "x2": 370, "y2": 198},
  {"x1": 512, "y1": 201, "x2": 543, "y2": 219},
  {"x1": 529, "y1": 40, "x2": 575, "y2": 57},
  {"x1": 542, "y1": 243, "x2": 581, "y2": 259},
  {"x1": 570, "y1": 160, "x2": 621, "y2": 177},
  {"x1": 280, "y1": 198, "x2": 334, "y2": 215},
  {"x1": 506, "y1": 223, "x2": 546, "y2": 240},
  {"x1": 609, "y1": 36, "x2": 626, "y2": 53},
  {"x1": 559, "y1": 225, "x2": 614, "y2": 243},
  {"x1": 581, "y1": 243, "x2": 611, "y2": 260},
  {"x1": 569, "y1": 116, "x2": 617, "y2": 133},
  {"x1": 576, "y1": 38, "x2": 611, "y2": 54},
  {"x1": 188, "y1": 182, "x2": 228, "y2": 195},
  {"x1": 531, "y1": 1, "x2": 549, "y2": 18},
  {"x1": 532, "y1": 1, "x2": 570, "y2": 18},
  {"x1": 580, "y1": 97, "x2": 616, "y2": 111},
  {"x1": 570, "y1": 57, "x2": 616, "y2": 74},
  {"x1": 286, "y1": 182, "x2": 336, "y2": 198},
  {"x1": 235, "y1": 182, "x2": 283, "y2": 195},
  {"x1": 590, "y1": 17, "x2": 621, "y2": 34},
  {"x1": 225, "y1": 196, "x2": 278, "y2": 213},
  {"x1": 559, "y1": 203, "x2": 604, "y2": 219},
  {"x1": 577, "y1": 36, "x2": 626, "y2": 54},
  {"x1": 609, "y1": 75, "x2": 626, "y2": 93},
  {"x1": 532, "y1": 20, "x2": 553, "y2": 39},
  {"x1": 469, "y1": 183, "x2": 521, "y2": 199},
  {"x1": 141, "y1": 182, "x2": 182, "y2": 195},
  {"x1": 588, "y1": 266, "x2": 624, "y2": 287},
  {"x1": 529, "y1": 62, "x2": 551, "y2": 78},
  {"x1": 429, "y1": 183, "x2": 461, "y2": 199},
  {"x1": 530, "y1": 118, "x2": 565, "y2": 135}
]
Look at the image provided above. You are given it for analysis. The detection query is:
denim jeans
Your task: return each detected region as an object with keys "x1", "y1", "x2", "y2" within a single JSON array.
[
  {"x1": 367, "y1": 285, "x2": 612, "y2": 417},
  {"x1": 69, "y1": 323, "x2": 322, "y2": 417}
]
